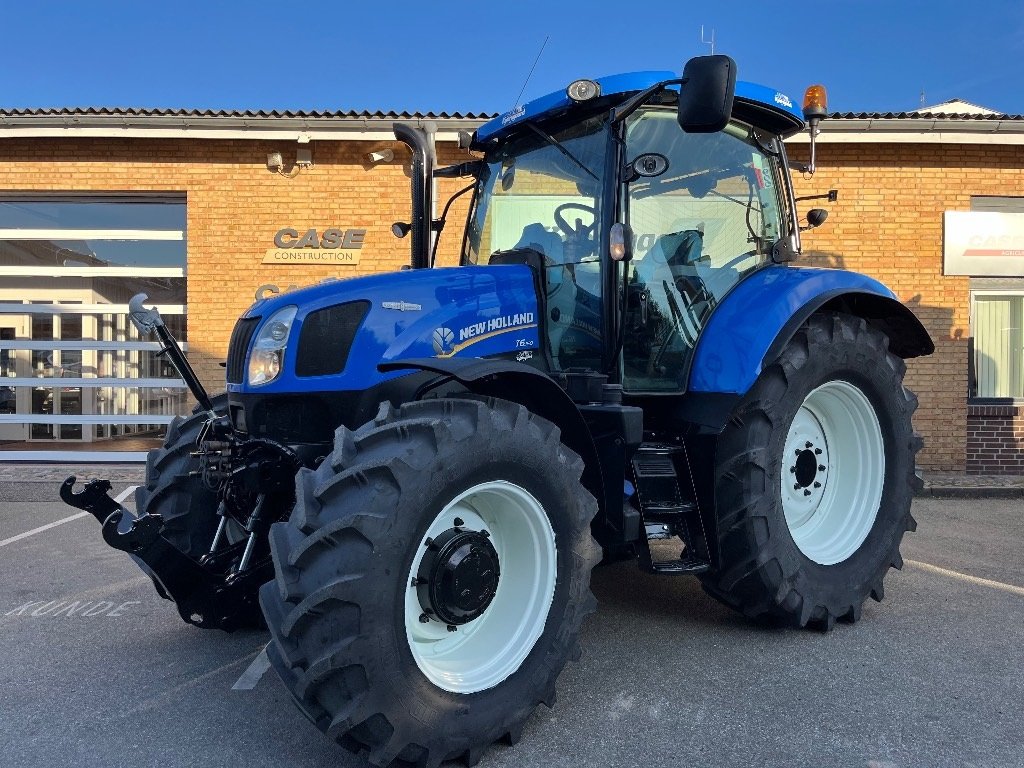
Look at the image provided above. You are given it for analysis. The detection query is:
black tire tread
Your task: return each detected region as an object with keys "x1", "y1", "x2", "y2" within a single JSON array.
[
  {"x1": 699, "y1": 313, "x2": 920, "y2": 630},
  {"x1": 261, "y1": 397, "x2": 599, "y2": 768}
]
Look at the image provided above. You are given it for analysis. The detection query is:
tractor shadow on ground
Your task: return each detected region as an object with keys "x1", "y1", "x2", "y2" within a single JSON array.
[{"x1": 588, "y1": 560, "x2": 754, "y2": 631}]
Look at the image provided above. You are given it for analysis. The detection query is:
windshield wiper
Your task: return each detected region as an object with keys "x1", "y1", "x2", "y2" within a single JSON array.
[{"x1": 524, "y1": 123, "x2": 598, "y2": 181}]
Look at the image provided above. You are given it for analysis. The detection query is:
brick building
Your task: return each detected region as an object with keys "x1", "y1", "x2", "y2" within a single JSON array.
[{"x1": 0, "y1": 102, "x2": 1021, "y2": 472}]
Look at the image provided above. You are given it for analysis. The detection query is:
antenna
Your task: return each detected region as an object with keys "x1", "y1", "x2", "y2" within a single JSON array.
[
  {"x1": 919, "y1": 89, "x2": 926, "y2": 109},
  {"x1": 514, "y1": 35, "x2": 550, "y2": 108},
  {"x1": 700, "y1": 25, "x2": 715, "y2": 54}
]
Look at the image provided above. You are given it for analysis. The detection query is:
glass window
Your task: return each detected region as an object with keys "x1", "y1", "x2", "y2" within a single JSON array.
[
  {"x1": 0, "y1": 197, "x2": 187, "y2": 454},
  {"x1": 622, "y1": 110, "x2": 784, "y2": 392},
  {"x1": 972, "y1": 294, "x2": 1023, "y2": 398},
  {"x1": 464, "y1": 114, "x2": 608, "y2": 370}
]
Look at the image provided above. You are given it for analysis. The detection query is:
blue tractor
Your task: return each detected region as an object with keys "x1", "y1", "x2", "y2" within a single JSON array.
[{"x1": 62, "y1": 56, "x2": 932, "y2": 767}]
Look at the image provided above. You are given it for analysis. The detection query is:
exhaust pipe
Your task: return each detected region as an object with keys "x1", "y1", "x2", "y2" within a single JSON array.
[{"x1": 393, "y1": 122, "x2": 436, "y2": 270}]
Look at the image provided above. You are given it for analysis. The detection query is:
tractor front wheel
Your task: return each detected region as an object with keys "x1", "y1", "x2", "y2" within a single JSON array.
[
  {"x1": 700, "y1": 312, "x2": 921, "y2": 630},
  {"x1": 260, "y1": 397, "x2": 599, "y2": 767}
]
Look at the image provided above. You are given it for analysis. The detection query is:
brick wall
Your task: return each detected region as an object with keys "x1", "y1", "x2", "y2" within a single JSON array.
[
  {"x1": 966, "y1": 404, "x2": 1024, "y2": 474},
  {"x1": 2, "y1": 134, "x2": 1023, "y2": 471},
  {"x1": 790, "y1": 141, "x2": 1024, "y2": 471},
  {"x1": 0, "y1": 136, "x2": 473, "y2": 392}
]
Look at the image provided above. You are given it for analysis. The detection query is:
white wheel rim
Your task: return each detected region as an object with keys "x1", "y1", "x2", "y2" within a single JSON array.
[
  {"x1": 780, "y1": 380, "x2": 885, "y2": 566},
  {"x1": 404, "y1": 480, "x2": 557, "y2": 694}
]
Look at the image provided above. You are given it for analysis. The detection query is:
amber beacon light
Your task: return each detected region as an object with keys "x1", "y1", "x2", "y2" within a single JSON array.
[
  {"x1": 802, "y1": 84, "x2": 828, "y2": 121},
  {"x1": 802, "y1": 84, "x2": 828, "y2": 175}
]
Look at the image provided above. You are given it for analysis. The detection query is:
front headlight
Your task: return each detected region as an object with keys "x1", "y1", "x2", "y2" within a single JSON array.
[{"x1": 248, "y1": 305, "x2": 297, "y2": 386}]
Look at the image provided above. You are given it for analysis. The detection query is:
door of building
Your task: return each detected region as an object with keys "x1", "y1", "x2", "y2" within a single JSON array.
[{"x1": 0, "y1": 319, "x2": 27, "y2": 441}]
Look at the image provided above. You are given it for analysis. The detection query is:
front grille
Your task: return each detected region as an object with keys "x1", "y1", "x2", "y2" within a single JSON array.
[
  {"x1": 226, "y1": 316, "x2": 260, "y2": 383},
  {"x1": 296, "y1": 301, "x2": 370, "y2": 377}
]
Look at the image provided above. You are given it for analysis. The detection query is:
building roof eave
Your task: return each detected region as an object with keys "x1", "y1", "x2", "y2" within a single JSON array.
[
  {"x1": 786, "y1": 115, "x2": 1024, "y2": 144},
  {"x1": 0, "y1": 111, "x2": 494, "y2": 141}
]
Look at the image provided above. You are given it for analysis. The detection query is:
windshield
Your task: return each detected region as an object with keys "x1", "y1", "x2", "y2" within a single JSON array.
[{"x1": 463, "y1": 114, "x2": 609, "y2": 370}]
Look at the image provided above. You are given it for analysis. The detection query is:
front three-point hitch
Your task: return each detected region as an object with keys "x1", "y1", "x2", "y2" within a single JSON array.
[
  {"x1": 59, "y1": 294, "x2": 300, "y2": 631},
  {"x1": 59, "y1": 477, "x2": 268, "y2": 630}
]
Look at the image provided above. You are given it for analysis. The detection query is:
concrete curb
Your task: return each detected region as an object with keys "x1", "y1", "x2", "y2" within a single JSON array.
[{"x1": 917, "y1": 486, "x2": 1024, "y2": 499}]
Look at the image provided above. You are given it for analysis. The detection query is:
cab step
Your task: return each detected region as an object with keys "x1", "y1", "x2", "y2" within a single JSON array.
[{"x1": 631, "y1": 444, "x2": 710, "y2": 575}]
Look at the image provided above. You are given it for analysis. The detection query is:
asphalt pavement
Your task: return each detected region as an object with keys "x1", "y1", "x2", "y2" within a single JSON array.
[{"x1": 1, "y1": 491, "x2": 1022, "y2": 768}]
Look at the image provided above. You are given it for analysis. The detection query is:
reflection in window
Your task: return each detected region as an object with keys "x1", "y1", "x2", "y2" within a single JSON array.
[
  {"x1": 0, "y1": 197, "x2": 187, "y2": 453},
  {"x1": 622, "y1": 111, "x2": 784, "y2": 392}
]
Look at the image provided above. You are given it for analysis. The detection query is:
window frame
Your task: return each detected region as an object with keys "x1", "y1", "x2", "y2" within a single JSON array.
[{"x1": 969, "y1": 288, "x2": 1024, "y2": 403}]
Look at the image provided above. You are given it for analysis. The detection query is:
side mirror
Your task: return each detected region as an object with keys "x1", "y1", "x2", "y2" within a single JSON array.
[
  {"x1": 802, "y1": 208, "x2": 828, "y2": 231},
  {"x1": 677, "y1": 55, "x2": 737, "y2": 133}
]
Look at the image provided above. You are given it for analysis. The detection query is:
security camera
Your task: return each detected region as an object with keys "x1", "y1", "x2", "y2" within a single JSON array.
[{"x1": 367, "y1": 149, "x2": 395, "y2": 164}]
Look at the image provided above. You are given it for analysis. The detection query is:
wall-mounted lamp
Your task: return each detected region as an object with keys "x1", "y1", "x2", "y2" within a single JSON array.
[
  {"x1": 367, "y1": 148, "x2": 395, "y2": 164},
  {"x1": 267, "y1": 150, "x2": 310, "y2": 177}
]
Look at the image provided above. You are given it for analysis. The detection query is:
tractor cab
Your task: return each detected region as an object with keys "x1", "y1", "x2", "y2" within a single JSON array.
[{"x1": 454, "y1": 62, "x2": 812, "y2": 389}]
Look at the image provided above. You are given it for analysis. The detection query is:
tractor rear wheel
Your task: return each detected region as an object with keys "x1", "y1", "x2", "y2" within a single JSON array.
[
  {"x1": 260, "y1": 397, "x2": 599, "y2": 767},
  {"x1": 134, "y1": 394, "x2": 229, "y2": 556},
  {"x1": 700, "y1": 312, "x2": 921, "y2": 630}
]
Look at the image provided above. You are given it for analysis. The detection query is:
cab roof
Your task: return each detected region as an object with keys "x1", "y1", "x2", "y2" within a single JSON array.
[{"x1": 474, "y1": 70, "x2": 805, "y2": 145}]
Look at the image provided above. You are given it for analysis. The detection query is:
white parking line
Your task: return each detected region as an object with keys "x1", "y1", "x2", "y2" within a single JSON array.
[
  {"x1": 907, "y1": 559, "x2": 1024, "y2": 597},
  {"x1": 0, "y1": 485, "x2": 137, "y2": 548},
  {"x1": 232, "y1": 646, "x2": 272, "y2": 690}
]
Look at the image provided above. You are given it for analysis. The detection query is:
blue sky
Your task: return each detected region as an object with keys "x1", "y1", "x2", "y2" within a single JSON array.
[{"x1": 3, "y1": 0, "x2": 1022, "y2": 115}]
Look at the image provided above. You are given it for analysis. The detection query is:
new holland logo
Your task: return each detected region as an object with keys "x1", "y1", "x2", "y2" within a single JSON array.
[
  {"x1": 774, "y1": 92, "x2": 794, "y2": 109},
  {"x1": 501, "y1": 105, "x2": 526, "y2": 126},
  {"x1": 432, "y1": 327, "x2": 455, "y2": 355}
]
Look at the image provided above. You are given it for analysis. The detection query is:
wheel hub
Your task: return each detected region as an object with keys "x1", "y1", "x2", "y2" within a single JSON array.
[
  {"x1": 793, "y1": 448, "x2": 819, "y2": 488},
  {"x1": 416, "y1": 525, "x2": 500, "y2": 626},
  {"x1": 780, "y1": 380, "x2": 885, "y2": 566}
]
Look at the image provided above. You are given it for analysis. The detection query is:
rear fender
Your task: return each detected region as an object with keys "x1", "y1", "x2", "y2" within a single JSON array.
[{"x1": 689, "y1": 265, "x2": 933, "y2": 397}]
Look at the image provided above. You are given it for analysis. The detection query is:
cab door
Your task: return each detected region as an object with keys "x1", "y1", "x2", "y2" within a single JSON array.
[{"x1": 621, "y1": 108, "x2": 785, "y2": 392}]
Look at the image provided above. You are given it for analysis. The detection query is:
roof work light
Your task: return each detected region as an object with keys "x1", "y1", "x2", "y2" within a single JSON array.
[{"x1": 566, "y1": 79, "x2": 601, "y2": 102}]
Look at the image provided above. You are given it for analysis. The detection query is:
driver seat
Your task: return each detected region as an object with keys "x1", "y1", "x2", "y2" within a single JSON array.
[{"x1": 497, "y1": 223, "x2": 577, "y2": 368}]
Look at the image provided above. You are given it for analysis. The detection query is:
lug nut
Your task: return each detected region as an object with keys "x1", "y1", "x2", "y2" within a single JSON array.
[
  {"x1": 446, "y1": 625, "x2": 458, "y2": 633},
  {"x1": 818, "y1": 464, "x2": 826, "y2": 472},
  {"x1": 803, "y1": 489, "x2": 812, "y2": 496},
  {"x1": 790, "y1": 466, "x2": 796, "y2": 474},
  {"x1": 419, "y1": 613, "x2": 431, "y2": 623},
  {"x1": 815, "y1": 448, "x2": 822, "y2": 455},
  {"x1": 410, "y1": 576, "x2": 425, "y2": 587},
  {"x1": 793, "y1": 483, "x2": 801, "y2": 490},
  {"x1": 480, "y1": 530, "x2": 490, "y2": 538},
  {"x1": 425, "y1": 537, "x2": 438, "y2": 550},
  {"x1": 813, "y1": 481, "x2": 821, "y2": 488},
  {"x1": 453, "y1": 517, "x2": 464, "y2": 527}
]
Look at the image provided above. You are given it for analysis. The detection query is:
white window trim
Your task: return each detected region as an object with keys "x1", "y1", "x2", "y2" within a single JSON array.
[
  {"x1": 0, "y1": 266, "x2": 184, "y2": 278},
  {"x1": 1, "y1": 377, "x2": 187, "y2": 388},
  {"x1": 0, "y1": 340, "x2": 187, "y2": 351},
  {"x1": 0, "y1": 228, "x2": 183, "y2": 240},
  {"x1": 0, "y1": 303, "x2": 185, "y2": 314},
  {"x1": 0, "y1": 414, "x2": 175, "y2": 425},
  {"x1": 0, "y1": 450, "x2": 148, "y2": 462}
]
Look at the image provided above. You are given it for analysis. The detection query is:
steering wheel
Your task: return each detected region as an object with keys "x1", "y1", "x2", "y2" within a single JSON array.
[{"x1": 553, "y1": 202, "x2": 597, "y2": 241}]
